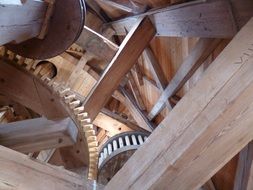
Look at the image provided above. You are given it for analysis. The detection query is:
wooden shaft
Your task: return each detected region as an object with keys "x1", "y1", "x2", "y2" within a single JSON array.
[{"x1": 0, "y1": 0, "x2": 48, "y2": 46}]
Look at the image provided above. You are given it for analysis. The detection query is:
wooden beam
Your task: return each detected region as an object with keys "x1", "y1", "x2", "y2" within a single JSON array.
[
  {"x1": 121, "y1": 87, "x2": 154, "y2": 131},
  {"x1": 76, "y1": 26, "x2": 118, "y2": 62},
  {"x1": 148, "y1": 38, "x2": 221, "y2": 120},
  {"x1": 107, "y1": 0, "x2": 240, "y2": 38},
  {"x1": 93, "y1": 112, "x2": 132, "y2": 136},
  {"x1": 101, "y1": 108, "x2": 147, "y2": 132},
  {"x1": 233, "y1": 141, "x2": 253, "y2": 190},
  {"x1": 0, "y1": 145, "x2": 102, "y2": 190},
  {"x1": 0, "y1": 0, "x2": 47, "y2": 45},
  {"x1": 127, "y1": 71, "x2": 146, "y2": 110},
  {"x1": 83, "y1": 17, "x2": 156, "y2": 121},
  {"x1": 143, "y1": 47, "x2": 173, "y2": 110},
  {"x1": 105, "y1": 18, "x2": 253, "y2": 190},
  {"x1": 0, "y1": 117, "x2": 78, "y2": 153}
]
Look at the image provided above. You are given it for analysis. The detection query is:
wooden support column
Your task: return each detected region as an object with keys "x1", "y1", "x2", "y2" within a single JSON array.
[
  {"x1": 83, "y1": 17, "x2": 156, "y2": 121},
  {"x1": 0, "y1": 0, "x2": 48, "y2": 45},
  {"x1": 0, "y1": 117, "x2": 78, "y2": 153},
  {"x1": 0, "y1": 145, "x2": 104, "y2": 190},
  {"x1": 148, "y1": 38, "x2": 221, "y2": 120},
  {"x1": 105, "y1": 18, "x2": 253, "y2": 190}
]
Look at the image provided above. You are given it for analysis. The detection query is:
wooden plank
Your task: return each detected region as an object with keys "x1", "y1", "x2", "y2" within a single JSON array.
[
  {"x1": 0, "y1": 145, "x2": 101, "y2": 190},
  {"x1": 105, "y1": 18, "x2": 253, "y2": 190},
  {"x1": 83, "y1": 17, "x2": 156, "y2": 121},
  {"x1": 148, "y1": 38, "x2": 221, "y2": 120},
  {"x1": 233, "y1": 142, "x2": 253, "y2": 190},
  {"x1": 0, "y1": 0, "x2": 47, "y2": 45},
  {"x1": 0, "y1": 117, "x2": 78, "y2": 153},
  {"x1": 107, "y1": 0, "x2": 239, "y2": 38}
]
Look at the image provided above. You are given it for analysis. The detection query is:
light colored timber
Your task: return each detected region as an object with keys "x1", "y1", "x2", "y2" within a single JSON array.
[
  {"x1": 105, "y1": 18, "x2": 253, "y2": 190},
  {"x1": 107, "y1": 0, "x2": 239, "y2": 38},
  {"x1": 83, "y1": 17, "x2": 156, "y2": 121},
  {"x1": 0, "y1": 145, "x2": 104, "y2": 190},
  {"x1": 148, "y1": 38, "x2": 221, "y2": 120},
  {"x1": 0, "y1": 0, "x2": 48, "y2": 45},
  {"x1": 0, "y1": 117, "x2": 78, "y2": 153}
]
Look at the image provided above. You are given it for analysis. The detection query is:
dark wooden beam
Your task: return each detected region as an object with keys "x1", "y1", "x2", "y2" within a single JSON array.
[
  {"x1": 148, "y1": 38, "x2": 221, "y2": 120},
  {"x1": 0, "y1": 117, "x2": 78, "y2": 153},
  {"x1": 83, "y1": 17, "x2": 156, "y2": 121},
  {"x1": 105, "y1": 18, "x2": 253, "y2": 190}
]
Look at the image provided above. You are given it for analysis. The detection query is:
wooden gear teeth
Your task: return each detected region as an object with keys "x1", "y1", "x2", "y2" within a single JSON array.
[{"x1": 0, "y1": 48, "x2": 99, "y2": 180}]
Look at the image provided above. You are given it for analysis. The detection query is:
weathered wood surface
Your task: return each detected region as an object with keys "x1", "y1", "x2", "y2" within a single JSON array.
[
  {"x1": 105, "y1": 18, "x2": 253, "y2": 190},
  {"x1": 0, "y1": 0, "x2": 47, "y2": 45},
  {"x1": 0, "y1": 117, "x2": 78, "y2": 153},
  {"x1": 107, "y1": 0, "x2": 239, "y2": 38},
  {"x1": 0, "y1": 145, "x2": 104, "y2": 190}
]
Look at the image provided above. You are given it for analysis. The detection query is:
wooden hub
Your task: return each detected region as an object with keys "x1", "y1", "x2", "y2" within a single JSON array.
[{"x1": 6, "y1": 0, "x2": 86, "y2": 60}]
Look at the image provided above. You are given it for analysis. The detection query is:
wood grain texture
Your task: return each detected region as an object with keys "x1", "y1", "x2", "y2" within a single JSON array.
[
  {"x1": 0, "y1": 145, "x2": 95, "y2": 190},
  {"x1": 0, "y1": 0, "x2": 47, "y2": 45},
  {"x1": 148, "y1": 38, "x2": 221, "y2": 120},
  {"x1": 83, "y1": 17, "x2": 156, "y2": 121},
  {"x1": 108, "y1": 0, "x2": 238, "y2": 38},
  {"x1": 0, "y1": 117, "x2": 78, "y2": 153},
  {"x1": 105, "y1": 18, "x2": 253, "y2": 190}
]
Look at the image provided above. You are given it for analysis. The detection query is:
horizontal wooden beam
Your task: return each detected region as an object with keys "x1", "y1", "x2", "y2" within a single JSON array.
[
  {"x1": 0, "y1": 117, "x2": 78, "y2": 153},
  {"x1": 105, "y1": 18, "x2": 253, "y2": 190},
  {"x1": 148, "y1": 38, "x2": 221, "y2": 120},
  {"x1": 107, "y1": 0, "x2": 248, "y2": 38},
  {"x1": 83, "y1": 17, "x2": 156, "y2": 121},
  {"x1": 0, "y1": 145, "x2": 102, "y2": 190}
]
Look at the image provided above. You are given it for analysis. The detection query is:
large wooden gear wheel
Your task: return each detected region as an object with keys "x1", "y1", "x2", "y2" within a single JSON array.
[{"x1": 0, "y1": 47, "x2": 98, "y2": 180}]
